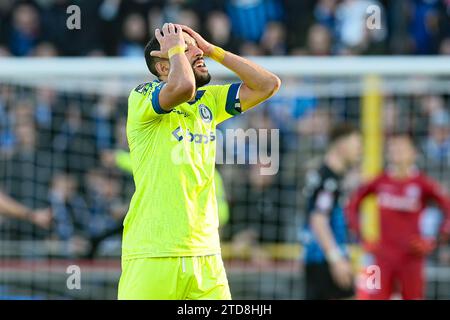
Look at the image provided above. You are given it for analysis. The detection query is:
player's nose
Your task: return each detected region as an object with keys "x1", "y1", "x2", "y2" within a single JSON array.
[{"x1": 191, "y1": 45, "x2": 203, "y2": 58}]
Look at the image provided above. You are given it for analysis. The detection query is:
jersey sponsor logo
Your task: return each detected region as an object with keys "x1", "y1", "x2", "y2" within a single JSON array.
[
  {"x1": 377, "y1": 192, "x2": 420, "y2": 212},
  {"x1": 172, "y1": 126, "x2": 216, "y2": 144},
  {"x1": 199, "y1": 104, "x2": 213, "y2": 123}
]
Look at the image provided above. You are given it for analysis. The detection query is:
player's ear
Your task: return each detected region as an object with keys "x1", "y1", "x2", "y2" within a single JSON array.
[{"x1": 155, "y1": 60, "x2": 169, "y2": 77}]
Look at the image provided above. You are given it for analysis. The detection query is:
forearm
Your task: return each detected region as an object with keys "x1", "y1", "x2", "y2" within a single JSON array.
[
  {"x1": 214, "y1": 49, "x2": 280, "y2": 110},
  {"x1": 166, "y1": 53, "x2": 196, "y2": 100},
  {"x1": 310, "y1": 214, "x2": 342, "y2": 262},
  {"x1": 345, "y1": 196, "x2": 363, "y2": 236},
  {"x1": 345, "y1": 183, "x2": 375, "y2": 236},
  {"x1": 221, "y1": 51, "x2": 279, "y2": 92},
  {"x1": 0, "y1": 192, "x2": 32, "y2": 221},
  {"x1": 179, "y1": 25, "x2": 280, "y2": 109}
]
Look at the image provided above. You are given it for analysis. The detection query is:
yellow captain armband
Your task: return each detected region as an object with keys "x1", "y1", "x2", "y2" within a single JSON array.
[
  {"x1": 209, "y1": 46, "x2": 226, "y2": 63},
  {"x1": 168, "y1": 45, "x2": 185, "y2": 59}
]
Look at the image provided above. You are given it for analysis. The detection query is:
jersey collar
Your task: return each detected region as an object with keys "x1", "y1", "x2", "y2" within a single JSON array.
[
  {"x1": 187, "y1": 90, "x2": 205, "y2": 105},
  {"x1": 153, "y1": 79, "x2": 205, "y2": 105}
]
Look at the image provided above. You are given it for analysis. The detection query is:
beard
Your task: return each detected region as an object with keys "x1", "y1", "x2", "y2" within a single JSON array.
[{"x1": 194, "y1": 69, "x2": 211, "y2": 88}]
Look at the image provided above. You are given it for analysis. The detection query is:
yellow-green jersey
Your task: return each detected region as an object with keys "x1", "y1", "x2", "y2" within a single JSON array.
[{"x1": 123, "y1": 80, "x2": 242, "y2": 260}]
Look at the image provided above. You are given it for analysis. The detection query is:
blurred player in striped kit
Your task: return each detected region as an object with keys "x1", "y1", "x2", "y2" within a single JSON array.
[{"x1": 301, "y1": 123, "x2": 362, "y2": 300}]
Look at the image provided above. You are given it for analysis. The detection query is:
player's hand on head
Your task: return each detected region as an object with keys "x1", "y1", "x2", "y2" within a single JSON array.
[
  {"x1": 180, "y1": 25, "x2": 214, "y2": 56},
  {"x1": 150, "y1": 23, "x2": 185, "y2": 59}
]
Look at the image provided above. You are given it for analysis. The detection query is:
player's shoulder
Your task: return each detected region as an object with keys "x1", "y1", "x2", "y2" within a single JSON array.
[
  {"x1": 305, "y1": 165, "x2": 338, "y2": 191},
  {"x1": 305, "y1": 168, "x2": 322, "y2": 187},
  {"x1": 415, "y1": 171, "x2": 438, "y2": 185},
  {"x1": 371, "y1": 171, "x2": 388, "y2": 183},
  {"x1": 319, "y1": 164, "x2": 340, "y2": 182},
  {"x1": 413, "y1": 172, "x2": 449, "y2": 195},
  {"x1": 130, "y1": 80, "x2": 161, "y2": 98}
]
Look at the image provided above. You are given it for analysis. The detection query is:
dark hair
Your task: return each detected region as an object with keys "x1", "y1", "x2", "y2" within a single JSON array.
[
  {"x1": 329, "y1": 122, "x2": 359, "y2": 144},
  {"x1": 144, "y1": 35, "x2": 162, "y2": 77}
]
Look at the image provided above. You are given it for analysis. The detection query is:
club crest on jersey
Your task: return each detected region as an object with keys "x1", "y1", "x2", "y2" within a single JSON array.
[{"x1": 199, "y1": 104, "x2": 213, "y2": 123}]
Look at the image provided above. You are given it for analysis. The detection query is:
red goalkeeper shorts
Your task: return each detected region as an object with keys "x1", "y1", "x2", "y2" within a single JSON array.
[{"x1": 357, "y1": 253, "x2": 425, "y2": 300}]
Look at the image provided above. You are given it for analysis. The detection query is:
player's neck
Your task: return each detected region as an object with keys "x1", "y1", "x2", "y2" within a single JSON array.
[
  {"x1": 324, "y1": 150, "x2": 346, "y2": 175},
  {"x1": 389, "y1": 164, "x2": 415, "y2": 179}
]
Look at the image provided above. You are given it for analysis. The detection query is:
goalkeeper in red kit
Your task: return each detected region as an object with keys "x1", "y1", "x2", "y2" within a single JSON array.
[{"x1": 346, "y1": 133, "x2": 450, "y2": 300}]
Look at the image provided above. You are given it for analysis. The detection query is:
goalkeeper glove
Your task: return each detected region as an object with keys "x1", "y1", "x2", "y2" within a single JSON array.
[{"x1": 409, "y1": 237, "x2": 436, "y2": 257}]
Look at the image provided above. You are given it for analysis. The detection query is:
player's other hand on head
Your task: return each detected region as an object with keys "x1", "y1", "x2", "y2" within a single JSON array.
[
  {"x1": 180, "y1": 25, "x2": 214, "y2": 56},
  {"x1": 151, "y1": 23, "x2": 185, "y2": 59},
  {"x1": 329, "y1": 259, "x2": 354, "y2": 290}
]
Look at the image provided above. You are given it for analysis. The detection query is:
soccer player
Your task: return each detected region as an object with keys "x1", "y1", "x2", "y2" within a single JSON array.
[
  {"x1": 118, "y1": 23, "x2": 280, "y2": 299},
  {"x1": 346, "y1": 133, "x2": 450, "y2": 300},
  {"x1": 301, "y1": 123, "x2": 362, "y2": 300}
]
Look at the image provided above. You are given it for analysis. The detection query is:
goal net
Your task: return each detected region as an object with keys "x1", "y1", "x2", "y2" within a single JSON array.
[{"x1": 0, "y1": 57, "x2": 450, "y2": 299}]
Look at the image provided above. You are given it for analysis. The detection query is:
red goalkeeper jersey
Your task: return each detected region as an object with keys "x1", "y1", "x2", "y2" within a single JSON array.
[{"x1": 346, "y1": 169, "x2": 450, "y2": 254}]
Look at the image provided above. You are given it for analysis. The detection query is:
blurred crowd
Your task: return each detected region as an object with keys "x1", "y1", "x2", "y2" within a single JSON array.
[
  {"x1": 0, "y1": 85, "x2": 132, "y2": 257},
  {"x1": 0, "y1": 0, "x2": 450, "y2": 58}
]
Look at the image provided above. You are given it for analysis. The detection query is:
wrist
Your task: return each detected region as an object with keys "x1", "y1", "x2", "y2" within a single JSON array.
[
  {"x1": 326, "y1": 248, "x2": 344, "y2": 264},
  {"x1": 168, "y1": 45, "x2": 185, "y2": 59},
  {"x1": 22, "y1": 209, "x2": 33, "y2": 221},
  {"x1": 209, "y1": 45, "x2": 226, "y2": 63}
]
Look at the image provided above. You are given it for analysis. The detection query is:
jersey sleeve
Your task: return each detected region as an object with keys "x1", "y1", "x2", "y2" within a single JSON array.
[
  {"x1": 206, "y1": 82, "x2": 243, "y2": 125},
  {"x1": 128, "y1": 81, "x2": 170, "y2": 124},
  {"x1": 305, "y1": 171, "x2": 337, "y2": 217},
  {"x1": 345, "y1": 176, "x2": 381, "y2": 237}
]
